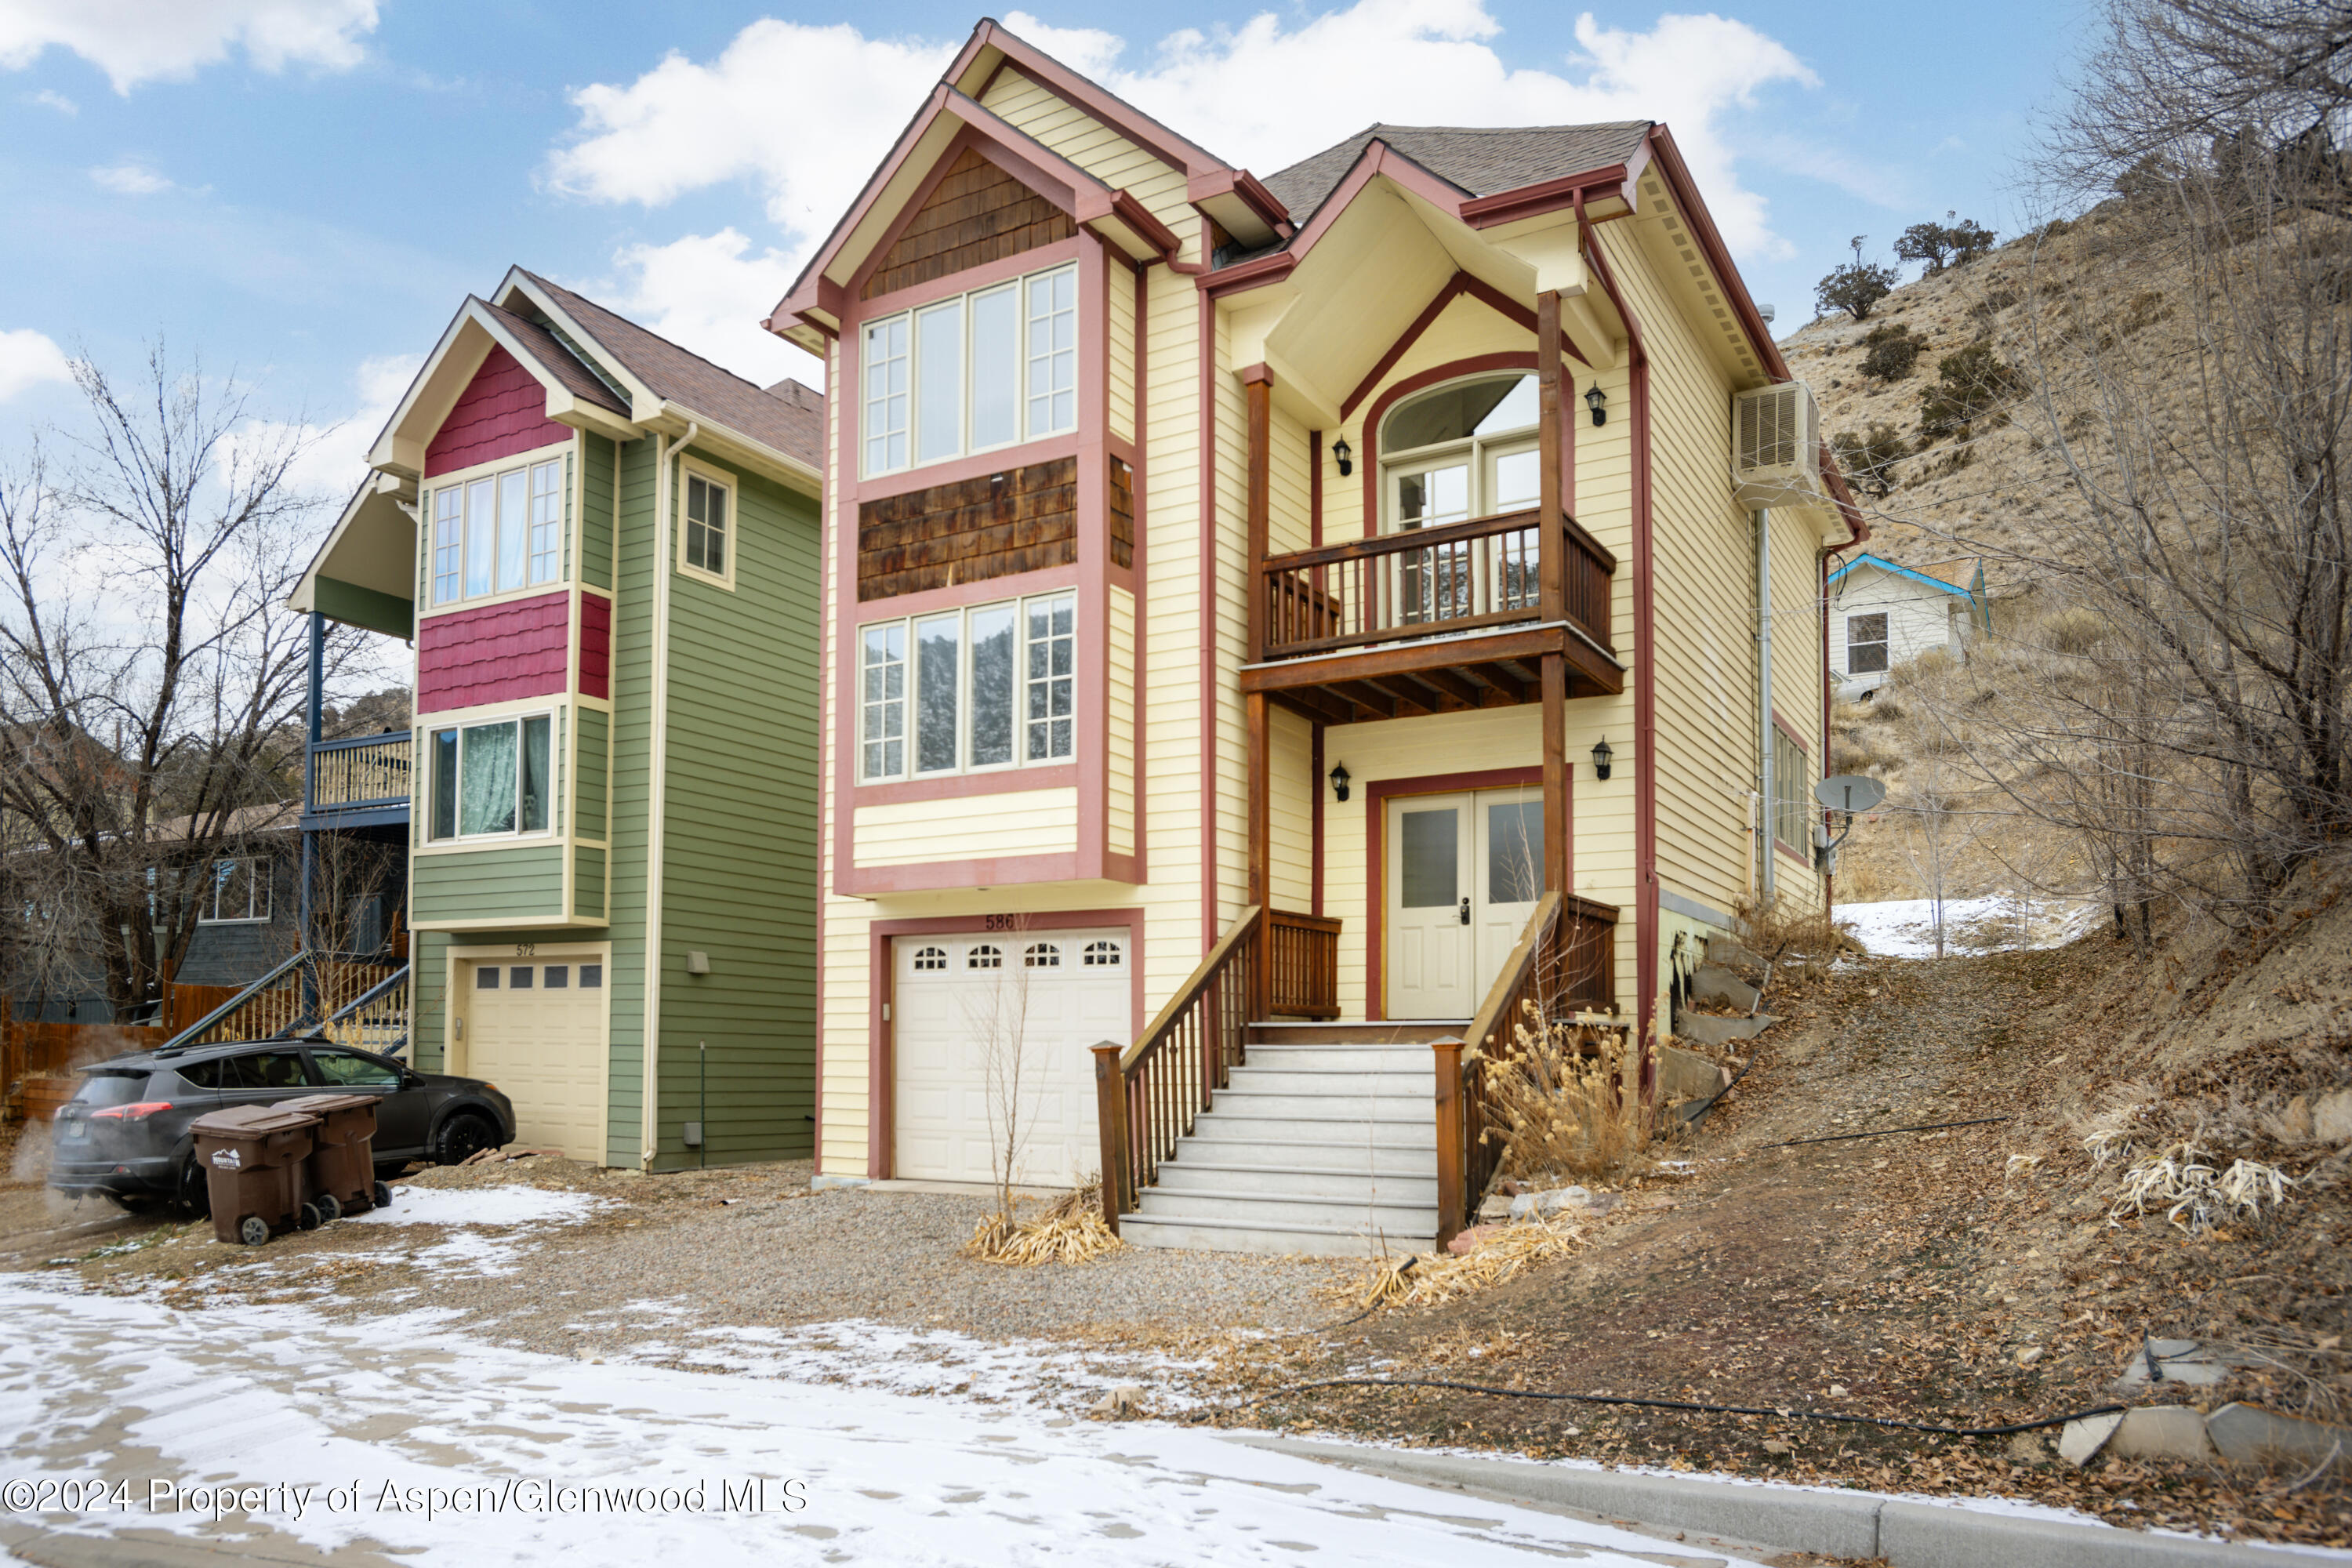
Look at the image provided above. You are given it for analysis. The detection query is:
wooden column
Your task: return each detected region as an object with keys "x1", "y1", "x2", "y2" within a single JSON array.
[
  {"x1": 1432, "y1": 1036, "x2": 1465, "y2": 1248},
  {"x1": 1091, "y1": 1042, "x2": 1129, "y2": 1229},
  {"x1": 1243, "y1": 366, "x2": 1275, "y2": 1022},
  {"x1": 1537, "y1": 292, "x2": 1569, "y2": 900}
]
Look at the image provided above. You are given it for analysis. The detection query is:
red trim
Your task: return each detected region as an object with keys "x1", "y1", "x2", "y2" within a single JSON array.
[
  {"x1": 1309, "y1": 724, "x2": 1326, "y2": 917},
  {"x1": 1196, "y1": 270, "x2": 1219, "y2": 952},
  {"x1": 1461, "y1": 166, "x2": 1630, "y2": 230},
  {"x1": 1076, "y1": 229, "x2": 1113, "y2": 888},
  {"x1": 839, "y1": 562, "x2": 1080, "y2": 627},
  {"x1": 1356, "y1": 351, "x2": 1537, "y2": 537},
  {"x1": 424, "y1": 346, "x2": 572, "y2": 478},
  {"x1": 1775, "y1": 840, "x2": 1813, "y2": 869},
  {"x1": 855, "y1": 235, "x2": 1083, "y2": 324},
  {"x1": 576, "y1": 590, "x2": 612, "y2": 701},
  {"x1": 865, "y1": 905, "x2": 1148, "y2": 1181},
  {"x1": 959, "y1": 23, "x2": 1229, "y2": 179},
  {"x1": 1338, "y1": 274, "x2": 1590, "y2": 424},
  {"x1": 1821, "y1": 547, "x2": 1839, "y2": 917},
  {"x1": 1128, "y1": 260, "x2": 1149, "y2": 877},
  {"x1": 855, "y1": 764, "x2": 1078, "y2": 808},
  {"x1": 416, "y1": 591, "x2": 572, "y2": 713},
  {"x1": 1363, "y1": 767, "x2": 1543, "y2": 1022},
  {"x1": 1769, "y1": 708, "x2": 1809, "y2": 752}
]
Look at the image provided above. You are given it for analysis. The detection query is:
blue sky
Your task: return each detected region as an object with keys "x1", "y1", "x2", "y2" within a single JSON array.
[{"x1": 0, "y1": 0, "x2": 2096, "y2": 492}]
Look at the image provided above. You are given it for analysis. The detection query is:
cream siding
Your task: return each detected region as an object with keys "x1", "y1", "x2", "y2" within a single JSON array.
[
  {"x1": 853, "y1": 788, "x2": 1080, "y2": 867},
  {"x1": 978, "y1": 70, "x2": 1194, "y2": 241},
  {"x1": 1108, "y1": 255, "x2": 1137, "y2": 445},
  {"x1": 1267, "y1": 401, "x2": 1312, "y2": 554},
  {"x1": 1269, "y1": 706, "x2": 1313, "y2": 909},
  {"x1": 1109, "y1": 583, "x2": 1137, "y2": 856}
]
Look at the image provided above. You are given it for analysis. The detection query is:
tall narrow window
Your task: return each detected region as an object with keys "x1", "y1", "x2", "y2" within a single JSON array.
[
  {"x1": 861, "y1": 624, "x2": 906, "y2": 779},
  {"x1": 916, "y1": 298, "x2": 964, "y2": 464},
  {"x1": 967, "y1": 604, "x2": 1015, "y2": 768},
  {"x1": 430, "y1": 728, "x2": 458, "y2": 839},
  {"x1": 970, "y1": 285, "x2": 1018, "y2": 449},
  {"x1": 914, "y1": 612, "x2": 961, "y2": 773},
  {"x1": 1025, "y1": 267, "x2": 1076, "y2": 435},
  {"x1": 528, "y1": 460, "x2": 562, "y2": 585},
  {"x1": 1025, "y1": 592, "x2": 1075, "y2": 761},
  {"x1": 519, "y1": 713, "x2": 551, "y2": 832},
  {"x1": 463, "y1": 477, "x2": 495, "y2": 597},
  {"x1": 684, "y1": 473, "x2": 728, "y2": 580},
  {"x1": 496, "y1": 468, "x2": 528, "y2": 592},
  {"x1": 864, "y1": 318, "x2": 909, "y2": 474},
  {"x1": 1773, "y1": 728, "x2": 1809, "y2": 851},
  {"x1": 432, "y1": 487, "x2": 462, "y2": 604}
]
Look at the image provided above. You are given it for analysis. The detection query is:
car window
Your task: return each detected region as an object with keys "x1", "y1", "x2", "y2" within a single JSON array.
[
  {"x1": 310, "y1": 1050, "x2": 401, "y2": 1091},
  {"x1": 223, "y1": 1051, "x2": 310, "y2": 1091},
  {"x1": 173, "y1": 1058, "x2": 229, "y2": 1090},
  {"x1": 71, "y1": 1072, "x2": 151, "y2": 1108}
]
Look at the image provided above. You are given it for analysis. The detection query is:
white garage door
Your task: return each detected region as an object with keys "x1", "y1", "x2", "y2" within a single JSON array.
[
  {"x1": 464, "y1": 959, "x2": 608, "y2": 1163},
  {"x1": 895, "y1": 930, "x2": 1131, "y2": 1188}
]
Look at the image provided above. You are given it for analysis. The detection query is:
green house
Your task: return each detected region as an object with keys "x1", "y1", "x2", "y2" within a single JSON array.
[{"x1": 292, "y1": 267, "x2": 824, "y2": 1170}]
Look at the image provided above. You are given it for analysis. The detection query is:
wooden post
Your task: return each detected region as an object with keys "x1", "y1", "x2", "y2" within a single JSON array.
[
  {"x1": 1091, "y1": 1042, "x2": 1127, "y2": 1230},
  {"x1": 1537, "y1": 292, "x2": 1564, "y2": 625},
  {"x1": 1542, "y1": 653, "x2": 1567, "y2": 902},
  {"x1": 1432, "y1": 1037, "x2": 1465, "y2": 1249},
  {"x1": 1247, "y1": 691, "x2": 1271, "y2": 1022},
  {"x1": 1243, "y1": 366, "x2": 1273, "y2": 662}
]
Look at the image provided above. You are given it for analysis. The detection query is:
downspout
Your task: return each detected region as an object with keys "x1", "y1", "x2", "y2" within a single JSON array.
[
  {"x1": 1757, "y1": 509, "x2": 1775, "y2": 903},
  {"x1": 639, "y1": 420, "x2": 697, "y2": 1169}
]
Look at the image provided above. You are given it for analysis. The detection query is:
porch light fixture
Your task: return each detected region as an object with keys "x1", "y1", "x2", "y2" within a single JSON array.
[
  {"x1": 1330, "y1": 436, "x2": 1353, "y2": 477},
  {"x1": 1328, "y1": 761, "x2": 1352, "y2": 801},
  {"x1": 1591, "y1": 738, "x2": 1613, "y2": 780},
  {"x1": 1584, "y1": 383, "x2": 1609, "y2": 427}
]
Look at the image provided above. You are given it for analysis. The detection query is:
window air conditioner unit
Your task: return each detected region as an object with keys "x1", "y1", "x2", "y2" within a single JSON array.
[{"x1": 1731, "y1": 382, "x2": 1823, "y2": 510}]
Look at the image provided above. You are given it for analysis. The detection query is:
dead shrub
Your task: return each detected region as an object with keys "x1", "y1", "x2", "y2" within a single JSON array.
[
  {"x1": 962, "y1": 1178, "x2": 1124, "y2": 1265},
  {"x1": 2040, "y1": 605, "x2": 2110, "y2": 655},
  {"x1": 1472, "y1": 1011, "x2": 1640, "y2": 1183}
]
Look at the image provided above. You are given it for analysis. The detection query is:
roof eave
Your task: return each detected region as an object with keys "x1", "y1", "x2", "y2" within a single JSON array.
[{"x1": 659, "y1": 401, "x2": 822, "y2": 497}]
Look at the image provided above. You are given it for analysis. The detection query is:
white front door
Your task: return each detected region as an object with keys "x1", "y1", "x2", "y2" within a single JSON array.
[
  {"x1": 1386, "y1": 789, "x2": 1546, "y2": 1018},
  {"x1": 894, "y1": 930, "x2": 1131, "y2": 1188},
  {"x1": 462, "y1": 957, "x2": 608, "y2": 1161}
]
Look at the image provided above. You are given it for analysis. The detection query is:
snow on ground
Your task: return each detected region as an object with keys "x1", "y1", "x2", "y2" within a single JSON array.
[
  {"x1": 348, "y1": 1185, "x2": 606, "y2": 1228},
  {"x1": 1837, "y1": 895, "x2": 2100, "y2": 960},
  {"x1": 0, "y1": 1277, "x2": 1771, "y2": 1567}
]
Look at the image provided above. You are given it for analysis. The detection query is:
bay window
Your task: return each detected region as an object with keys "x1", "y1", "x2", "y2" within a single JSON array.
[
  {"x1": 860, "y1": 592, "x2": 1074, "y2": 781},
  {"x1": 428, "y1": 454, "x2": 566, "y2": 606},
  {"x1": 861, "y1": 262, "x2": 1077, "y2": 477},
  {"x1": 427, "y1": 713, "x2": 553, "y2": 840}
]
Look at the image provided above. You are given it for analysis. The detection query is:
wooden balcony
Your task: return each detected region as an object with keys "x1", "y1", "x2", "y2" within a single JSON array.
[
  {"x1": 1241, "y1": 508, "x2": 1622, "y2": 724},
  {"x1": 304, "y1": 732, "x2": 411, "y2": 827}
]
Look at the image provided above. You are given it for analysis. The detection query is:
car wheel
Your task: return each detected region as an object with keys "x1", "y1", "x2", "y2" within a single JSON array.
[
  {"x1": 434, "y1": 1111, "x2": 499, "y2": 1166},
  {"x1": 176, "y1": 1158, "x2": 212, "y2": 1220},
  {"x1": 238, "y1": 1214, "x2": 269, "y2": 1246},
  {"x1": 372, "y1": 1181, "x2": 394, "y2": 1211},
  {"x1": 314, "y1": 1192, "x2": 342, "y2": 1223}
]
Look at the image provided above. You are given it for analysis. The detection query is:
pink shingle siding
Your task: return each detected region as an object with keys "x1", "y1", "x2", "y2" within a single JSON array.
[
  {"x1": 579, "y1": 591, "x2": 612, "y2": 700},
  {"x1": 425, "y1": 344, "x2": 572, "y2": 478},
  {"x1": 417, "y1": 591, "x2": 570, "y2": 713}
]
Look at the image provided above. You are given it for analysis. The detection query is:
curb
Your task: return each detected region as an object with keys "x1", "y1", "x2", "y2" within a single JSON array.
[{"x1": 1227, "y1": 1434, "x2": 2336, "y2": 1568}]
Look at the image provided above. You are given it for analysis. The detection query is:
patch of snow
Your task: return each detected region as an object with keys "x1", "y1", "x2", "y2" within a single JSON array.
[
  {"x1": 1837, "y1": 895, "x2": 2100, "y2": 960},
  {"x1": 350, "y1": 1185, "x2": 607, "y2": 1229}
]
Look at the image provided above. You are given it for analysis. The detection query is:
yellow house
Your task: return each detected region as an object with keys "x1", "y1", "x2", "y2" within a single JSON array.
[{"x1": 768, "y1": 20, "x2": 1865, "y2": 1253}]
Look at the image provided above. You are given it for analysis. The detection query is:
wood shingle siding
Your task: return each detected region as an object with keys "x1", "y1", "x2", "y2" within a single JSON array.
[
  {"x1": 856, "y1": 458, "x2": 1078, "y2": 601},
  {"x1": 1109, "y1": 456, "x2": 1135, "y2": 568},
  {"x1": 860, "y1": 147, "x2": 1073, "y2": 301}
]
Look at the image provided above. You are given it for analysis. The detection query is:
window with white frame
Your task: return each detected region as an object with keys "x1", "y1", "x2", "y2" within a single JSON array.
[
  {"x1": 858, "y1": 591, "x2": 1075, "y2": 782},
  {"x1": 681, "y1": 469, "x2": 731, "y2": 585},
  {"x1": 428, "y1": 455, "x2": 565, "y2": 606},
  {"x1": 426, "y1": 713, "x2": 553, "y2": 841},
  {"x1": 1846, "y1": 612, "x2": 1889, "y2": 674},
  {"x1": 1379, "y1": 372, "x2": 1540, "y2": 533},
  {"x1": 861, "y1": 263, "x2": 1077, "y2": 477},
  {"x1": 1772, "y1": 728, "x2": 1809, "y2": 852},
  {"x1": 200, "y1": 858, "x2": 270, "y2": 923}
]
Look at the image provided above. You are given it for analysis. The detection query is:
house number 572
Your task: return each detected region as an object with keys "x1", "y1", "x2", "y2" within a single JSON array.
[{"x1": 514, "y1": 942, "x2": 537, "y2": 957}]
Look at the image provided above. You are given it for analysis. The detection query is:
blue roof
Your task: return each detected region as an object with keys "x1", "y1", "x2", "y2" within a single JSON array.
[{"x1": 1827, "y1": 552, "x2": 1980, "y2": 601}]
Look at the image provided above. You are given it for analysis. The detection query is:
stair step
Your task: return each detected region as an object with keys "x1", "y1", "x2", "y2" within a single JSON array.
[
  {"x1": 1203, "y1": 1091, "x2": 1432, "y2": 1119},
  {"x1": 1175, "y1": 1136, "x2": 1439, "y2": 1174},
  {"x1": 1190, "y1": 1111, "x2": 1436, "y2": 1147},
  {"x1": 1155, "y1": 1161, "x2": 1440, "y2": 1202},
  {"x1": 1245, "y1": 1021, "x2": 1468, "y2": 1046},
  {"x1": 1120, "y1": 1211, "x2": 1438, "y2": 1258},
  {"x1": 1134, "y1": 1187, "x2": 1436, "y2": 1229},
  {"x1": 1224, "y1": 1066, "x2": 1429, "y2": 1095},
  {"x1": 1240, "y1": 1044, "x2": 1433, "y2": 1073}
]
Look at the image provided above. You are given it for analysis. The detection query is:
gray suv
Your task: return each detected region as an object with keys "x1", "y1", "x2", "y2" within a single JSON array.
[{"x1": 47, "y1": 1040, "x2": 517, "y2": 1214}]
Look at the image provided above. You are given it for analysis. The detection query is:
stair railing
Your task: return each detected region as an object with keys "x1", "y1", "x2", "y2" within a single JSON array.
[
  {"x1": 1092, "y1": 906, "x2": 1264, "y2": 1234},
  {"x1": 318, "y1": 964, "x2": 412, "y2": 1058},
  {"x1": 160, "y1": 950, "x2": 402, "y2": 1051},
  {"x1": 1434, "y1": 891, "x2": 1561, "y2": 1247}
]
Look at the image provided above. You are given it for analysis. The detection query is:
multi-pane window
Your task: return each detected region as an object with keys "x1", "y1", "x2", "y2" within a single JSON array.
[
  {"x1": 684, "y1": 471, "x2": 729, "y2": 582},
  {"x1": 1846, "y1": 612, "x2": 1889, "y2": 674},
  {"x1": 200, "y1": 858, "x2": 270, "y2": 923},
  {"x1": 427, "y1": 713, "x2": 553, "y2": 841},
  {"x1": 861, "y1": 263, "x2": 1077, "y2": 477},
  {"x1": 858, "y1": 592, "x2": 1075, "y2": 781},
  {"x1": 429, "y1": 456, "x2": 564, "y2": 606},
  {"x1": 1772, "y1": 728, "x2": 1809, "y2": 851},
  {"x1": 1379, "y1": 373, "x2": 1542, "y2": 622}
]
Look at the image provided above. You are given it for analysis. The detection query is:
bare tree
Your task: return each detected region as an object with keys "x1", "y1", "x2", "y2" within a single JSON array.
[
  {"x1": 1896, "y1": 735, "x2": 1970, "y2": 960},
  {"x1": 964, "y1": 916, "x2": 1041, "y2": 1229},
  {"x1": 0, "y1": 343, "x2": 357, "y2": 1019}
]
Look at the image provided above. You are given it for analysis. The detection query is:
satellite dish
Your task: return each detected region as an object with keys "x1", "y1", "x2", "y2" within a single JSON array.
[{"x1": 1815, "y1": 774, "x2": 1887, "y2": 814}]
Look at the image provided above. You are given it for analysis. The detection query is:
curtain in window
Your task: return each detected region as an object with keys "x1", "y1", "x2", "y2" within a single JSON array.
[
  {"x1": 519, "y1": 716, "x2": 550, "y2": 832},
  {"x1": 459, "y1": 721, "x2": 517, "y2": 836}
]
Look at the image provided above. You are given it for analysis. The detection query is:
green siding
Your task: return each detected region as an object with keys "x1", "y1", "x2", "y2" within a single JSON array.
[
  {"x1": 602, "y1": 434, "x2": 658, "y2": 1165},
  {"x1": 581, "y1": 434, "x2": 616, "y2": 593},
  {"x1": 657, "y1": 456, "x2": 822, "y2": 1167},
  {"x1": 574, "y1": 707, "x2": 609, "y2": 840},
  {"x1": 574, "y1": 845, "x2": 607, "y2": 919},
  {"x1": 314, "y1": 576, "x2": 412, "y2": 639},
  {"x1": 411, "y1": 844, "x2": 567, "y2": 926}
]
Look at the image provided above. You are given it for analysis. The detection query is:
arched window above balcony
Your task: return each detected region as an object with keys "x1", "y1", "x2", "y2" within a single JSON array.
[{"x1": 1379, "y1": 372, "x2": 1540, "y2": 534}]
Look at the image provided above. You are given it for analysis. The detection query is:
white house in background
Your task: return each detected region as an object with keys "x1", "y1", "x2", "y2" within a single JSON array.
[{"x1": 1827, "y1": 554, "x2": 1988, "y2": 698}]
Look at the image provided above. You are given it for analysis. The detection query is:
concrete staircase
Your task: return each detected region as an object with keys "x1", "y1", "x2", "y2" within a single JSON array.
[{"x1": 1120, "y1": 1021, "x2": 1451, "y2": 1257}]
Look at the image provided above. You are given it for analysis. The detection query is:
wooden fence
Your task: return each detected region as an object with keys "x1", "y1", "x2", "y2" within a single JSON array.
[{"x1": 1, "y1": 1015, "x2": 168, "y2": 1121}]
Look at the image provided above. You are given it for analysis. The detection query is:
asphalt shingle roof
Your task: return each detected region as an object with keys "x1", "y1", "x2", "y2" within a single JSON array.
[
  {"x1": 477, "y1": 299, "x2": 630, "y2": 417},
  {"x1": 517, "y1": 270, "x2": 826, "y2": 470},
  {"x1": 1261, "y1": 122, "x2": 1653, "y2": 233}
]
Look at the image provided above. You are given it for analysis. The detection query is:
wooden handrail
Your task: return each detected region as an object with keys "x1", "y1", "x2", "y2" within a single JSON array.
[
  {"x1": 1436, "y1": 891, "x2": 1563, "y2": 1247},
  {"x1": 1098, "y1": 906, "x2": 1264, "y2": 1232},
  {"x1": 1263, "y1": 507, "x2": 1539, "y2": 571},
  {"x1": 1265, "y1": 907, "x2": 1341, "y2": 1019}
]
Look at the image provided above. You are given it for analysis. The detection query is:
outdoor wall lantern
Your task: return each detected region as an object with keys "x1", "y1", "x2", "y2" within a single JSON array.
[
  {"x1": 1330, "y1": 435, "x2": 1353, "y2": 477},
  {"x1": 1584, "y1": 383, "x2": 1609, "y2": 426},
  {"x1": 1591, "y1": 738, "x2": 1613, "y2": 780},
  {"x1": 1328, "y1": 761, "x2": 1352, "y2": 801}
]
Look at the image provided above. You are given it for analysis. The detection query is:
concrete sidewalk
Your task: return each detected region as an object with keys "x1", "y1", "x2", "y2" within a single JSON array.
[{"x1": 1229, "y1": 1434, "x2": 2348, "y2": 1568}]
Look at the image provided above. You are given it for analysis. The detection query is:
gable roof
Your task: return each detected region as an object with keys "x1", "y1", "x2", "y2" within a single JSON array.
[
  {"x1": 512, "y1": 270, "x2": 824, "y2": 470},
  {"x1": 1828, "y1": 553, "x2": 1983, "y2": 600},
  {"x1": 1262, "y1": 122, "x2": 1653, "y2": 231},
  {"x1": 475, "y1": 297, "x2": 631, "y2": 417}
]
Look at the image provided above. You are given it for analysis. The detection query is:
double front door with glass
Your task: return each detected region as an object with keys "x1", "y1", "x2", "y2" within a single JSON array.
[{"x1": 1386, "y1": 788, "x2": 1544, "y2": 1018}]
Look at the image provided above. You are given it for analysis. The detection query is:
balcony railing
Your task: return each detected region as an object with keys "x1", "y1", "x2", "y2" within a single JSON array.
[
  {"x1": 1259, "y1": 508, "x2": 1614, "y2": 661},
  {"x1": 308, "y1": 733, "x2": 411, "y2": 812}
]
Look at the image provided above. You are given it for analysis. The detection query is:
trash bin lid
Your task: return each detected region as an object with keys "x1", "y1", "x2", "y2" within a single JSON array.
[
  {"x1": 190, "y1": 1104, "x2": 321, "y2": 1138},
  {"x1": 278, "y1": 1093, "x2": 382, "y2": 1114}
]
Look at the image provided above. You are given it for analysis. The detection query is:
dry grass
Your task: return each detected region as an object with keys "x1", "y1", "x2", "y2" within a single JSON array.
[
  {"x1": 1334, "y1": 1213, "x2": 1589, "y2": 1313},
  {"x1": 961, "y1": 1179, "x2": 1125, "y2": 1265},
  {"x1": 1473, "y1": 1010, "x2": 1640, "y2": 1184}
]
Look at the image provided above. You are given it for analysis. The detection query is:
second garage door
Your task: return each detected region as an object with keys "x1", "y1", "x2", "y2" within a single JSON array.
[
  {"x1": 895, "y1": 930, "x2": 1130, "y2": 1188},
  {"x1": 463, "y1": 958, "x2": 608, "y2": 1163}
]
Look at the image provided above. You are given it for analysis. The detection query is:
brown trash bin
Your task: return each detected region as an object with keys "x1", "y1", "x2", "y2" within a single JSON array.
[
  {"x1": 189, "y1": 1105, "x2": 322, "y2": 1246},
  {"x1": 279, "y1": 1092, "x2": 393, "y2": 1220}
]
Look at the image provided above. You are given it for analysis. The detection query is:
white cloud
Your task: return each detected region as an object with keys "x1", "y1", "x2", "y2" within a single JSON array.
[
  {"x1": 595, "y1": 229, "x2": 824, "y2": 389},
  {"x1": 0, "y1": 0, "x2": 379, "y2": 93},
  {"x1": 30, "y1": 85, "x2": 73, "y2": 112},
  {"x1": 547, "y1": 2, "x2": 1820, "y2": 266},
  {"x1": 89, "y1": 159, "x2": 172, "y2": 195},
  {"x1": 228, "y1": 350, "x2": 419, "y2": 512},
  {"x1": 0, "y1": 327, "x2": 72, "y2": 401}
]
